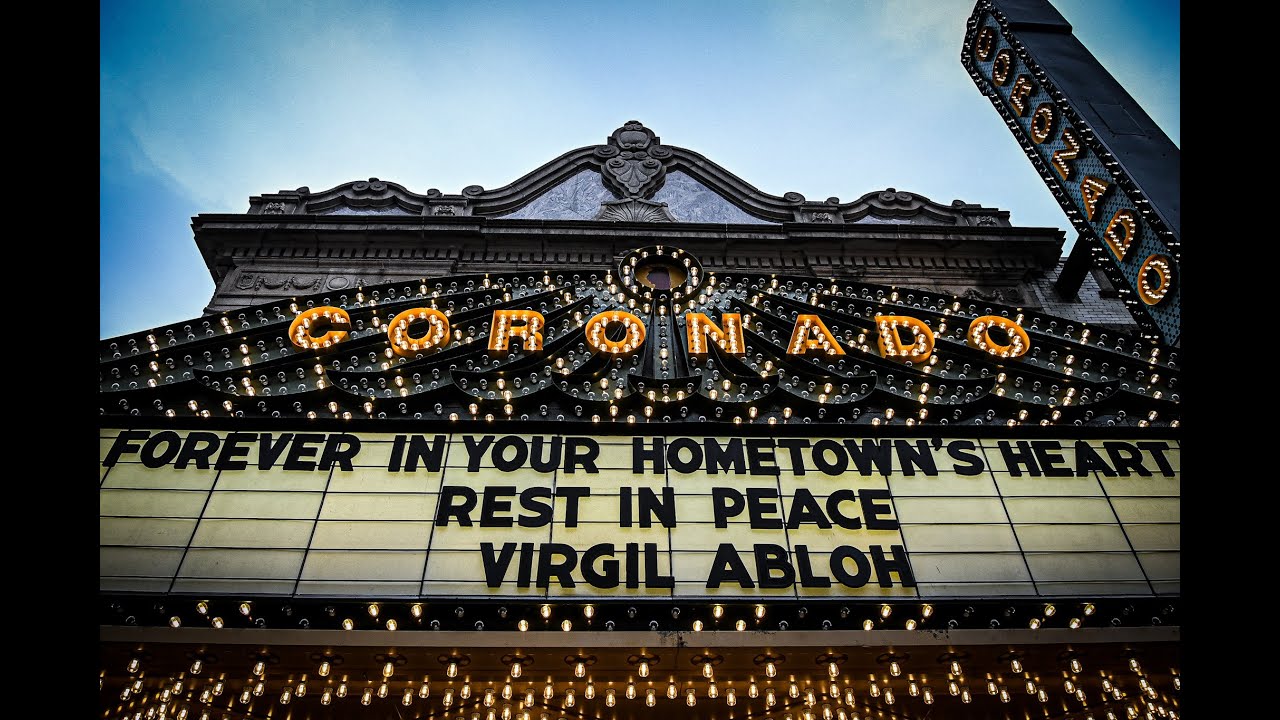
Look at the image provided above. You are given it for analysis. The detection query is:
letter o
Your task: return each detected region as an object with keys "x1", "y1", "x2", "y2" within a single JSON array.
[
  {"x1": 1030, "y1": 103, "x2": 1056, "y2": 143},
  {"x1": 585, "y1": 310, "x2": 646, "y2": 356},
  {"x1": 992, "y1": 48, "x2": 1014, "y2": 86},
  {"x1": 288, "y1": 306, "x2": 350, "y2": 350},
  {"x1": 967, "y1": 316, "x2": 1030, "y2": 358},
  {"x1": 387, "y1": 307, "x2": 450, "y2": 357},
  {"x1": 1137, "y1": 255, "x2": 1175, "y2": 305}
]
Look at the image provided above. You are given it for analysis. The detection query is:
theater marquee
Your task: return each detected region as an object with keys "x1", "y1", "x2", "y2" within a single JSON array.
[{"x1": 101, "y1": 428, "x2": 1179, "y2": 599}]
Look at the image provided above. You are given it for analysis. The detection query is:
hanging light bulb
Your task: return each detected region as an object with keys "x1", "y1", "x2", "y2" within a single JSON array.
[
  {"x1": 667, "y1": 681, "x2": 678, "y2": 699},
  {"x1": 923, "y1": 686, "x2": 934, "y2": 704},
  {"x1": 336, "y1": 682, "x2": 347, "y2": 698},
  {"x1": 708, "y1": 682, "x2": 719, "y2": 699},
  {"x1": 377, "y1": 682, "x2": 389, "y2": 698},
  {"x1": 766, "y1": 661, "x2": 778, "y2": 678},
  {"x1": 321, "y1": 687, "x2": 333, "y2": 705},
  {"x1": 443, "y1": 689, "x2": 455, "y2": 708},
  {"x1": 869, "y1": 682, "x2": 880, "y2": 698},
  {"x1": 1011, "y1": 658, "x2": 1023, "y2": 673},
  {"x1": 510, "y1": 661, "x2": 522, "y2": 679},
  {"x1": 484, "y1": 688, "x2": 495, "y2": 707},
  {"x1": 921, "y1": 603, "x2": 934, "y2": 618},
  {"x1": 524, "y1": 687, "x2": 535, "y2": 705},
  {"x1": 447, "y1": 661, "x2": 459, "y2": 678},
  {"x1": 1071, "y1": 658, "x2": 1084, "y2": 674},
  {"x1": 280, "y1": 688, "x2": 295, "y2": 705},
  {"x1": 961, "y1": 687, "x2": 972, "y2": 703},
  {"x1": 252, "y1": 661, "x2": 266, "y2": 677},
  {"x1": 318, "y1": 661, "x2": 331, "y2": 677},
  {"x1": 239, "y1": 687, "x2": 251, "y2": 704},
  {"x1": 625, "y1": 682, "x2": 636, "y2": 700},
  {"x1": 999, "y1": 686, "x2": 1011, "y2": 703},
  {"x1": 686, "y1": 688, "x2": 697, "y2": 706},
  {"x1": 703, "y1": 662, "x2": 714, "y2": 679},
  {"x1": 584, "y1": 682, "x2": 595, "y2": 700},
  {"x1": 884, "y1": 688, "x2": 895, "y2": 705},
  {"x1": 765, "y1": 688, "x2": 777, "y2": 707},
  {"x1": 361, "y1": 687, "x2": 373, "y2": 705},
  {"x1": 561, "y1": 619, "x2": 572, "y2": 631},
  {"x1": 829, "y1": 662, "x2": 840, "y2": 679},
  {"x1": 862, "y1": 619, "x2": 874, "y2": 631},
  {"x1": 574, "y1": 662, "x2": 586, "y2": 678},
  {"x1": 646, "y1": 688, "x2": 657, "y2": 707},
  {"x1": 383, "y1": 662, "x2": 396, "y2": 678},
  {"x1": 253, "y1": 681, "x2": 265, "y2": 697},
  {"x1": 638, "y1": 660, "x2": 650, "y2": 678},
  {"x1": 890, "y1": 660, "x2": 902, "y2": 676},
  {"x1": 564, "y1": 689, "x2": 575, "y2": 708},
  {"x1": 189, "y1": 659, "x2": 203, "y2": 675},
  {"x1": 403, "y1": 688, "x2": 414, "y2": 706},
  {"x1": 755, "y1": 604, "x2": 766, "y2": 619},
  {"x1": 726, "y1": 688, "x2": 737, "y2": 706},
  {"x1": 909, "y1": 681, "x2": 919, "y2": 697},
  {"x1": 1129, "y1": 658, "x2": 1141, "y2": 672}
]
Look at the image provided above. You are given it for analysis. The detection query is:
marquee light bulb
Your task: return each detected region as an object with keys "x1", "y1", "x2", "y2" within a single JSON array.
[{"x1": 562, "y1": 618, "x2": 573, "y2": 631}]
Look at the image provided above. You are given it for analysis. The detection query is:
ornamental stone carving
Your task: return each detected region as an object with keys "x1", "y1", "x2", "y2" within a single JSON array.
[
  {"x1": 593, "y1": 121, "x2": 673, "y2": 199},
  {"x1": 594, "y1": 198, "x2": 677, "y2": 222}
]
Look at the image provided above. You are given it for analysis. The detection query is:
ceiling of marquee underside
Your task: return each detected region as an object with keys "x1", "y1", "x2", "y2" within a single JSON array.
[{"x1": 101, "y1": 635, "x2": 1180, "y2": 720}]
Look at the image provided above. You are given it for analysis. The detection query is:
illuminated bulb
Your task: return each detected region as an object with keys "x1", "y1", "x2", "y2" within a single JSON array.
[
  {"x1": 1026, "y1": 680, "x2": 1036, "y2": 694},
  {"x1": 789, "y1": 682, "x2": 800, "y2": 699},
  {"x1": 239, "y1": 687, "x2": 251, "y2": 704},
  {"x1": 447, "y1": 661, "x2": 458, "y2": 678},
  {"x1": 909, "y1": 681, "x2": 919, "y2": 697},
  {"x1": 443, "y1": 688, "x2": 455, "y2": 708},
  {"x1": 646, "y1": 688, "x2": 657, "y2": 706},
  {"x1": 169, "y1": 616, "x2": 182, "y2": 627},
  {"x1": 713, "y1": 605, "x2": 724, "y2": 619},
  {"x1": 127, "y1": 657, "x2": 140, "y2": 674},
  {"x1": 1044, "y1": 604, "x2": 1056, "y2": 617},
  {"x1": 606, "y1": 688, "x2": 616, "y2": 707},
  {"x1": 1011, "y1": 658, "x2": 1023, "y2": 673},
  {"x1": 755, "y1": 604, "x2": 766, "y2": 619},
  {"x1": 420, "y1": 683, "x2": 431, "y2": 698},
  {"x1": 564, "y1": 689, "x2": 576, "y2": 707},
  {"x1": 703, "y1": 662, "x2": 714, "y2": 679},
  {"x1": 1070, "y1": 617, "x2": 1082, "y2": 629},
  {"x1": 692, "y1": 619, "x2": 704, "y2": 631},
  {"x1": 361, "y1": 687, "x2": 373, "y2": 705},
  {"x1": 575, "y1": 662, "x2": 586, "y2": 678},
  {"x1": 921, "y1": 604, "x2": 933, "y2": 618},
  {"x1": 1071, "y1": 658, "x2": 1083, "y2": 674},
  {"x1": 403, "y1": 688, "x2": 414, "y2": 706},
  {"x1": 190, "y1": 659, "x2": 203, "y2": 674},
  {"x1": 411, "y1": 603, "x2": 423, "y2": 618},
  {"x1": 883, "y1": 688, "x2": 895, "y2": 705},
  {"x1": 766, "y1": 661, "x2": 777, "y2": 678},
  {"x1": 1083, "y1": 603, "x2": 1096, "y2": 616},
  {"x1": 765, "y1": 688, "x2": 777, "y2": 707},
  {"x1": 510, "y1": 662, "x2": 522, "y2": 679},
  {"x1": 543, "y1": 683, "x2": 554, "y2": 701},
  {"x1": 890, "y1": 661, "x2": 901, "y2": 676},
  {"x1": 583, "y1": 604, "x2": 595, "y2": 619},
  {"x1": 686, "y1": 688, "x2": 697, "y2": 706},
  {"x1": 336, "y1": 683, "x2": 347, "y2": 698},
  {"x1": 377, "y1": 682, "x2": 389, "y2": 698},
  {"x1": 987, "y1": 680, "x2": 998, "y2": 695},
  {"x1": 949, "y1": 680, "x2": 960, "y2": 695},
  {"x1": 905, "y1": 619, "x2": 917, "y2": 630},
  {"x1": 517, "y1": 619, "x2": 529, "y2": 632},
  {"x1": 252, "y1": 661, "x2": 266, "y2": 677},
  {"x1": 342, "y1": 618, "x2": 354, "y2": 630},
  {"x1": 321, "y1": 688, "x2": 333, "y2": 705},
  {"x1": 1000, "y1": 686, "x2": 1011, "y2": 703},
  {"x1": 1129, "y1": 659, "x2": 1141, "y2": 672},
  {"x1": 961, "y1": 687, "x2": 972, "y2": 703},
  {"x1": 829, "y1": 662, "x2": 840, "y2": 679},
  {"x1": 863, "y1": 619, "x2": 874, "y2": 631},
  {"x1": 1038, "y1": 688, "x2": 1048, "y2": 703},
  {"x1": 383, "y1": 662, "x2": 395, "y2": 678},
  {"x1": 923, "y1": 686, "x2": 934, "y2": 704},
  {"x1": 638, "y1": 661, "x2": 650, "y2": 678},
  {"x1": 668, "y1": 681, "x2": 679, "y2": 700},
  {"x1": 726, "y1": 688, "x2": 737, "y2": 706},
  {"x1": 735, "y1": 619, "x2": 746, "y2": 631},
  {"x1": 484, "y1": 689, "x2": 495, "y2": 707},
  {"x1": 749, "y1": 683, "x2": 759, "y2": 698},
  {"x1": 880, "y1": 604, "x2": 892, "y2": 618},
  {"x1": 280, "y1": 687, "x2": 292, "y2": 705},
  {"x1": 1029, "y1": 618, "x2": 1042, "y2": 629},
  {"x1": 1065, "y1": 680, "x2": 1076, "y2": 693},
  {"x1": 869, "y1": 682, "x2": 879, "y2": 698},
  {"x1": 195, "y1": 601, "x2": 208, "y2": 615},
  {"x1": 540, "y1": 604, "x2": 551, "y2": 619}
]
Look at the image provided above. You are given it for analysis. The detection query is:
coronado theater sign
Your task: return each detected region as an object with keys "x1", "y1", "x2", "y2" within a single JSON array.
[{"x1": 962, "y1": 0, "x2": 1181, "y2": 346}]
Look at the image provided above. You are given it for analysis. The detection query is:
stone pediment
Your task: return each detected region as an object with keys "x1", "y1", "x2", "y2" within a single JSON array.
[{"x1": 246, "y1": 121, "x2": 1011, "y2": 227}]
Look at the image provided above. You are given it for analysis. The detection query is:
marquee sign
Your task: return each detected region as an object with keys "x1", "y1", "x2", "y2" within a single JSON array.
[
  {"x1": 101, "y1": 427, "x2": 1178, "y2": 599},
  {"x1": 99, "y1": 246, "x2": 1180, "y2": 429},
  {"x1": 961, "y1": 1, "x2": 1181, "y2": 346}
]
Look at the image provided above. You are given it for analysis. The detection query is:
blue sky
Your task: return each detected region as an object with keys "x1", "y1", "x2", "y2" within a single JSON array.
[{"x1": 100, "y1": 0, "x2": 1179, "y2": 339}]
